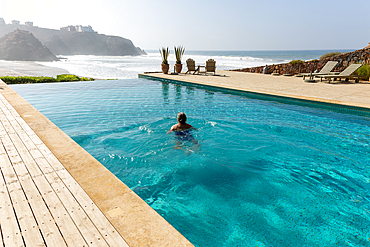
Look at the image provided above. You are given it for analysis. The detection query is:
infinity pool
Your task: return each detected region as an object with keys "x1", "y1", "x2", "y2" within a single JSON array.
[{"x1": 10, "y1": 79, "x2": 370, "y2": 247}]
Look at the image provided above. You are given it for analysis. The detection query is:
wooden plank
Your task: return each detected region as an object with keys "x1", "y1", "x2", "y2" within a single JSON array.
[
  {"x1": 15, "y1": 116, "x2": 34, "y2": 133},
  {"x1": 7, "y1": 115, "x2": 22, "y2": 133},
  {"x1": 16, "y1": 122, "x2": 128, "y2": 245},
  {"x1": 0, "y1": 144, "x2": 45, "y2": 247},
  {"x1": 8, "y1": 133, "x2": 43, "y2": 178},
  {"x1": 0, "y1": 101, "x2": 23, "y2": 134},
  {"x1": 0, "y1": 146, "x2": 18, "y2": 185},
  {"x1": 0, "y1": 116, "x2": 15, "y2": 135},
  {"x1": 16, "y1": 130, "x2": 37, "y2": 152},
  {"x1": 15, "y1": 127, "x2": 104, "y2": 246},
  {"x1": 34, "y1": 146, "x2": 65, "y2": 171},
  {"x1": 17, "y1": 174, "x2": 67, "y2": 247},
  {"x1": 1, "y1": 95, "x2": 128, "y2": 246},
  {"x1": 0, "y1": 224, "x2": 3, "y2": 247},
  {"x1": 0, "y1": 96, "x2": 18, "y2": 114},
  {"x1": 5, "y1": 180, "x2": 45, "y2": 246},
  {"x1": 16, "y1": 123, "x2": 123, "y2": 246},
  {"x1": 44, "y1": 171, "x2": 110, "y2": 247},
  {"x1": 0, "y1": 135, "x2": 45, "y2": 246},
  {"x1": 0, "y1": 167, "x2": 24, "y2": 246},
  {"x1": 33, "y1": 156, "x2": 57, "y2": 176},
  {"x1": 0, "y1": 123, "x2": 6, "y2": 137},
  {"x1": 1, "y1": 107, "x2": 102, "y2": 246},
  {"x1": 5, "y1": 134, "x2": 67, "y2": 247},
  {"x1": 57, "y1": 169, "x2": 129, "y2": 247},
  {"x1": 0, "y1": 104, "x2": 17, "y2": 121},
  {"x1": 32, "y1": 175, "x2": 89, "y2": 247},
  {"x1": 27, "y1": 132, "x2": 44, "y2": 145},
  {"x1": 1, "y1": 121, "x2": 86, "y2": 247},
  {"x1": 16, "y1": 131, "x2": 55, "y2": 175}
]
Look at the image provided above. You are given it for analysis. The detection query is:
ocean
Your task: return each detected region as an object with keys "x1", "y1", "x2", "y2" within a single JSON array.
[{"x1": 37, "y1": 50, "x2": 352, "y2": 79}]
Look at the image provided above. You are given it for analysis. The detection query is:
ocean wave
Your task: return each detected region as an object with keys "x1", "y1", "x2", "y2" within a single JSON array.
[{"x1": 37, "y1": 50, "x2": 328, "y2": 79}]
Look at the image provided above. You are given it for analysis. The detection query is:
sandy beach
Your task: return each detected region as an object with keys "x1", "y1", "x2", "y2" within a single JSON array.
[{"x1": 0, "y1": 60, "x2": 69, "y2": 77}]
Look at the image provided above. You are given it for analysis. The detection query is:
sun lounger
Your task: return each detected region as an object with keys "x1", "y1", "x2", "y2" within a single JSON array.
[
  {"x1": 300, "y1": 61, "x2": 338, "y2": 80},
  {"x1": 316, "y1": 63, "x2": 364, "y2": 83},
  {"x1": 185, "y1": 58, "x2": 199, "y2": 74}
]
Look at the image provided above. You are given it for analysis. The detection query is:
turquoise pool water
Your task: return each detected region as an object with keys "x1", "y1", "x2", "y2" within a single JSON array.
[{"x1": 10, "y1": 79, "x2": 370, "y2": 247}]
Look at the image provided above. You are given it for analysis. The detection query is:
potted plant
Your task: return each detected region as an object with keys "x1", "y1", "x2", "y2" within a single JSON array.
[
  {"x1": 174, "y1": 46, "x2": 185, "y2": 73},
  {"x1": 160, "y1": 47, "x2": 170, "y2": 74}
]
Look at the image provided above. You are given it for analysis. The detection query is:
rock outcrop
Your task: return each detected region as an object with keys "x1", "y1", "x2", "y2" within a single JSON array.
[
  {"x1": 232, "y1": 47, "x2": 370, "y2": 75},
  {"x1": 0, "y1": 24, "x2": 145, "y2": 56},
  {"x1": 0, "y1": 29, "x2": 59, "y2": 61}
]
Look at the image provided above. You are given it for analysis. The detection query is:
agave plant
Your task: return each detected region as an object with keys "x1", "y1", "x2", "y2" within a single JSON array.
[
  {"x1": 159, "y1": 47, "x2": 170, "y2": 65},
  {"x1": 174, "y1": 46, "x2": 185, "y2": 64}
]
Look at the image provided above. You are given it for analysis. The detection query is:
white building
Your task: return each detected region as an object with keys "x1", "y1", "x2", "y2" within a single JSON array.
[
  {"x1": 0, "y1": 18, "x2": 5, "y2": 25},
  {"x1": 25, "y1": 21, "x2": 33, "y2": 26},
  {"x1": 75, "y1": 25, "x2": 94, "y2": 32},
  {"x1": 11, "y1": 20, "x2": 20, "y2": 25},
  {"x1": 60, "y1": 25, "x2": 95, "y2": 33},
  {"x1": 60, "y1": 25, "x2": 76, "y2": 31}
]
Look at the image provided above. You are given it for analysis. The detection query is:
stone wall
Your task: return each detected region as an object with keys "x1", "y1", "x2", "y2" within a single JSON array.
[{"x1": 232, "y1": 47, "x2": 370, "y2": 75}]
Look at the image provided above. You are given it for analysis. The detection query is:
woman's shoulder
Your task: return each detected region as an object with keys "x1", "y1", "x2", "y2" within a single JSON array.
[{"x1": 171, "y1": 124, "x2": 181, "y2": 130}]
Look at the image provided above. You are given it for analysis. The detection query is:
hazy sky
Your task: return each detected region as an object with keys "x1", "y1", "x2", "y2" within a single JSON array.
[{"x1": 1, "y1": 0, "x2": 369, "y2": 51}]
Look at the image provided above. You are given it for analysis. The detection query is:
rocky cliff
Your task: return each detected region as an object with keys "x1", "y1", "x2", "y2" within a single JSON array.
[
  {"x1": 0, "y1": 29, "x2": 59, "y2": 61},
  {"x1": 232, "y1": 47, "x2": 370, "y2": 75},
  {"x1": 0, "y1": 24, "x2": 145, "y2": 56}
]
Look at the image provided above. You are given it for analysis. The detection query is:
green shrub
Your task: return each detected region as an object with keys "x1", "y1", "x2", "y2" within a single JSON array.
[
  {"x1": 289, "y1": 60, "x2": 304, "y2": 65},
  {"x1": 56, "y1": 74, "x2": 80, "y2": 82},
  {"x1": 0, "y1": 76, "x2": 56, "y2": 84},
  {"x1": 308, "y1": 59, "x2": 319, "y2": 62},
  {"x1": 320, "y1": 52, "x2": 342, "y2": 60},
  {"x1": 0, "y1": 74, "x2": 94, "y2": 84},
  {"x1": 355, "y1": 63, "x2": 370, "y2": 80},
  {"x1": 80, "y1": 77, "x2": 94, "y2": 81}
]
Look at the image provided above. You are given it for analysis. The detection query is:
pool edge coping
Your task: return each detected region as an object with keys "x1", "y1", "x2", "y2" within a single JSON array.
[
  {"x1": 138, "y1": 73, "x2": 370, "y2": 115},
  {"x1": 0, "y1": 80, "x2": 194, "y2": 247}
]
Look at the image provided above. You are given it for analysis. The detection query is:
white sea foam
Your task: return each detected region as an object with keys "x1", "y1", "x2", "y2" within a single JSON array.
[
  {"x1": 36, "y1": 52, "x2": 289, "y2": 79},
  {"x1": 37, "y1": 50, "x2": 346, "y2": 79}
]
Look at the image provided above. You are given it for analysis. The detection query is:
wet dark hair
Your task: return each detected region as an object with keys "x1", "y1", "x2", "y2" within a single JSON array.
[{"x1": 177, "y1": 112, "x2": 187, "y2": 124}]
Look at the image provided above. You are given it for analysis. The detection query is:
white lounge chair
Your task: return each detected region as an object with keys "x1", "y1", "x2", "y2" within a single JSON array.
[
  {"x1": 316, "y1": 63, "x2": 364, "y2": 83},
  {"x1": 300, "y1": 61, "x2": 338, "y2": 80}
]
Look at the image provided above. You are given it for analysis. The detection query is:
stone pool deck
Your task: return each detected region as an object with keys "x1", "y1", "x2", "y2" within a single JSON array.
[
  {"x1": 0, "y1": 80, "x2": 194, "y2": 246},
  {"x1": 139, "y1": 70, "x2": 370, "y2": 111}
]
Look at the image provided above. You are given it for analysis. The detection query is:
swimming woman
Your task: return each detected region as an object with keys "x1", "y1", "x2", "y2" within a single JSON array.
[
  {"x1": 168, "y1": 112, "x2": 196, "y2": 133},
  {"x1": 167, "y1": 112, "x2": 198, "y2": 148}
]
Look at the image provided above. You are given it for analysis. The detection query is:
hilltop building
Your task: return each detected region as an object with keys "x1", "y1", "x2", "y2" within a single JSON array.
[
  {"x1": 60, "y1": 25, "x2": 95, "y2": 33},
  {"x1": 0, "y1": 18, "x2": 5, "y2": 25},
  {"x1": 60, "y1": 26, "x2": 76, "y2": 32},
  {"x1": 76, "y1": 25, "x2": 94, "y2": 32},
  {"x1": 25, "y1": 21, "x2": 33, "y2": 26},
  {"x1": 11, "y1": 20, "x2": 20, "y2": 25}
]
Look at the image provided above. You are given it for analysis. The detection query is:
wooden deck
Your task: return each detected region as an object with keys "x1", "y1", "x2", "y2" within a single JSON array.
[{"x1": 0, "y1": 93, "x2": 129, "y2": 246}]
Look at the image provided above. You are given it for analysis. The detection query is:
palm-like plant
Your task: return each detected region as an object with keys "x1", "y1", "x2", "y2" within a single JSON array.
[
  {"x1": 160, "y1": 47, "x2": 170, "y2": 65},
  {"x1": 174, "y1": 46, "x2": 185, "y2": 64}
]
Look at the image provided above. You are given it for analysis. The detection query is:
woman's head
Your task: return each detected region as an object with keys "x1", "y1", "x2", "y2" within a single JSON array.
[{"x1": 177, "y1": 112, "x2": 187, "y2": 124}]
